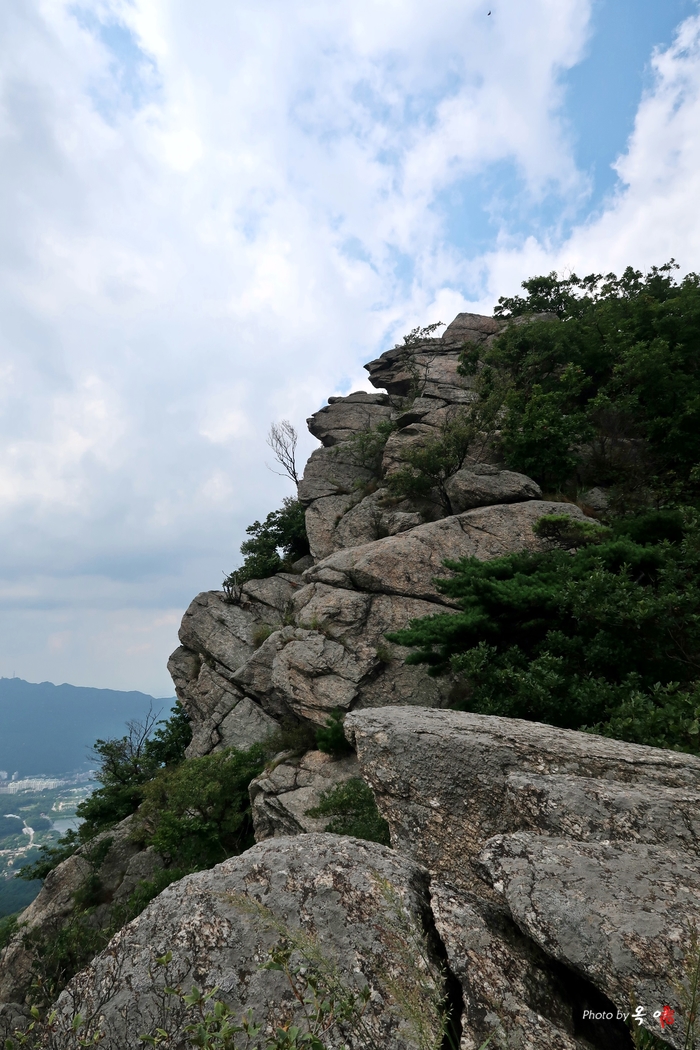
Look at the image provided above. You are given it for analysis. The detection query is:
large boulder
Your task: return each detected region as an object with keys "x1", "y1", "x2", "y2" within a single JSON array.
[
  {"x1": 305, "y1": 489, "x2": 423, "y2": 560},
  {"x1": 46, "y1": 835, "x2": 447, "y2": 1050},
  {"x1": 231, "y1": 626, "x2": 380, "y2": 724},
  {"x1": 249, "y1": 749, "x2": 359, "y2": 840},
  {"x1": 346, "y1": 707, "x2": 700, "y2": 1048},
  {"x1": 305, "y1": 501, "x2": 591, "y2": 605},
  {"x1": 344, "y1": 706, "x2": 700, "y2": 889},
  {"x1": 291, "y1": 583, "x2": 454, "y2": 709},
  {"x1": 444, "y1": 465, "x2": 542, "y2": 513},
  {"x1": 307, "y1": 391, "x2": 393, "y2": 447}
]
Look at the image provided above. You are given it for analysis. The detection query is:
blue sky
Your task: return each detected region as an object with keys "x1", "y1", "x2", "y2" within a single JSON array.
[{"x1": 1, "y1": 0, "x2": 700, "y2": 694}]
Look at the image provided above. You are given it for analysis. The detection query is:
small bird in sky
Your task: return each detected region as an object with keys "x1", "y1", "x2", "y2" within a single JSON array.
[{"x1": 488, "y1": 10, "x2": 491, "y2": 14}]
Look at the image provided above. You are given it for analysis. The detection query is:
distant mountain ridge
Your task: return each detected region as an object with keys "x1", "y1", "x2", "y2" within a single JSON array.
[{"x1": 0, "y1": 678, "x2": 175, "y2": 777}]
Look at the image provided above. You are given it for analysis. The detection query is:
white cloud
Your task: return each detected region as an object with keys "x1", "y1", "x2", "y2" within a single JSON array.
[
  {"x1": 477, "y1": 11, "x2": 700, "y2": 301},
  {"x1": 1, "y1": 0, "x2": 698, "y2": 694}
]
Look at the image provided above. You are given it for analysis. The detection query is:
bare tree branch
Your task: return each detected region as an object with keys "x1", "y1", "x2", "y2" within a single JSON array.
[{"x1": 266, "y1": 419, "x2": 300, "y2": 485}]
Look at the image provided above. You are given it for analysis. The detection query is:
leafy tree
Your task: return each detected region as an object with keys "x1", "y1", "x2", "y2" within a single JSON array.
[
  {"x1": 135, "y1": 746, "x2": 266, "y2": 870},
  {"x1": 19, "y1": 704, "x2": 191, "y2": 881},
  {"x1": 306, "y1": 779, "x2": 391, "y2": 846},
  {"x1": 225, "y1": 497, "x2": 309, "y2": 589},
  {"x1": 465, "y1": 262, "x2": 700, "y2": 502},
  {"x1": 386, "y1": 411, "x2": 477, "y2": 514},
  {"x1": 388, "y1": 510, "x2": 700, "y2": 753}
]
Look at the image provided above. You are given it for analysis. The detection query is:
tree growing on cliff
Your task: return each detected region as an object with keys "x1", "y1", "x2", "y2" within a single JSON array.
[
  {"x1": 388, "y1": 509, "x2": 700, "y2": 754},
  {"x1": 224, "y1": 497, "x2": 310, "y2": 591},
  {"x1": 267, "y1": 419, "x2": 300, "y2": 485}
]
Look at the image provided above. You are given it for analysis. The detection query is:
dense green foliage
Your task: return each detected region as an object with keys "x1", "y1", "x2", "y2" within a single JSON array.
[
  {"x1": 315, "y1": 710, "x2": 353, "y2": 756},
  {"x1": 464, "y1": 263, "x2": 700, "y2": 504},
  {"x1": 19, "y1": 705, "x2": 192, "y2": 882},
  {"x1": 386, "y1": 265, "x2": 700, "y2": 754},
  {"x1": 225, "y1": 497, "x2": 309, "y2": 588},
  {"x1": 389, "y1": 510, "x2": 700, "y2": 752},
  {"x1": 306, "y1": 778, "x2": 391, "y2": 845},
  {"x1": 135, "y1": 746, "x2": 266, "y2": 869}
]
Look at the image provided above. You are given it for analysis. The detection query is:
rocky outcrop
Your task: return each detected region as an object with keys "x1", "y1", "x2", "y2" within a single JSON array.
[
  {"x1": 363, "y1": 311, "x2": 501, "y2": 398},
  {"x1": 249, "y1": 749, "x2": 359, "y2": 839},
  {"x1": 257, "y1": 502, "x2": 594, "y2": 723},
  {"x1": 346, "y1": 706, "x2": 700, "y2": 1049},
  {"x1": 306, "y1": 391, "x2": 393, "y2": 447},
  {"x1": 168, "y1": 312, "x2": 580, "y2": 750},
  {"x1": 46, "y1": 835, "x2": 448, "y2": 1050},
  {"x1": 4, "y1": 310, "x2": 633, "y2": 1040},
  {"x1": 168, "y1": 585, "x2": 302, "y2": 757},
  {"x1": 0, "y1": 815, "x2": 162, "y2": 1005},
  {"x1": 303, "y1": 500, "x2": 585, "y2": 605}
]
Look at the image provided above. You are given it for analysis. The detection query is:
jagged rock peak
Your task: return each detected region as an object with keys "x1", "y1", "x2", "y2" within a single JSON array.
[{"x1": 363, "y1": 310, "x2": 501, "y2": 398}]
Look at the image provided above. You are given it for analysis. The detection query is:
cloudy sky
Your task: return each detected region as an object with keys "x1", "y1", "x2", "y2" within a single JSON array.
[{"x1": 1, "y1": 0, "x2": 699, "y2": 696}]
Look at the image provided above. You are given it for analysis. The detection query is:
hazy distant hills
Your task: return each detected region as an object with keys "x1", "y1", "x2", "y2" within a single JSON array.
[{"x1": 0, "y1": 678, "x2": 176, "y2": 777}]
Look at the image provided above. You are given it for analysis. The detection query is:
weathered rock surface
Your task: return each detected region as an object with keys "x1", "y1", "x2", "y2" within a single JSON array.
[
  {"x1": 232, "y1": 626, "x2": 380, "y2": 724},
  {"x1": 177, "y1": 590, "x2": 259, "y2": 671},
  {"x1": 304, "y1": 491, "x2": 359, "y2": 559},
  {"x1": 169, "y1": 587, "x2": 308, "y2": 756},
  {"x1": 444, "y1": 464, "x2": 542, "y2": 513},
  {"x1": 250, "y1": 750, "x2": 359, "y2": 840},
  {"x1": 0, "y1": 815, "x2": 161, "y2": 1005},
  {"x1": 170, "y1": 312, "x2": 600, "y2": 758},
  {"x1": 345, "y1": 707, "x2": 700, "y2": 891},
  {"x1": 430, "y1": 883, "x2": 631, "y2": 1050},
  {"x1": 307, "y1": 391, "x2": 393, "y2": 447},
  {"x1": 305, "y1": 501, "x2": 589, "y2": 605},
  {"x1": 478, "y1": 834, "x2": 700, "y2": 1050},
  {"x1": 297, "y1": 444, "x2": 374, "y2": 503},
  {"x1": 346, "y1": 706, "x2": 699, "y2": 1047},
  {"x1": 364, "y1": 312, "x2": 501, "y2": 399},
  {"x1": 47, "y1": 835, "x2": 447, "y2": 1050}
]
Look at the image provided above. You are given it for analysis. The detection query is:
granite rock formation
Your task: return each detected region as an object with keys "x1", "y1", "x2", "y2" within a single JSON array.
[
  {"x1": 346, "y1": 706, "x2": 699, "y2": 1049},
  {"x1": 4, "y1": 311, "x2": 682, "y2": 1050},
  {"x1": 45, "y1": 835, "x2": 447, "y2": 1050},
  {"x1": 169, "y1": 313, "x2": 589, "y2": 755}
]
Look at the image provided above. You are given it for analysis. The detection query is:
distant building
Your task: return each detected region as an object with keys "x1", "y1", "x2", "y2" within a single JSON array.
[{"x1": 0, "y1": 777, "x2": 66, "y2": 794}]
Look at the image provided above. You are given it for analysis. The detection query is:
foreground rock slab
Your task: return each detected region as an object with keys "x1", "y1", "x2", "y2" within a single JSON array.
[
  {"x1": 47, "y1": 835, "x2": 447, "y2": 1050},
  {"x1": 478, "y1": 835, "x2": 700, "y2": 1050},
  {"x1": 346, "y1": 707, "x2": 700, "y2": 1049},
  {"x1": 345, "y1": 707, "x2": 700, "y2": 891}
]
